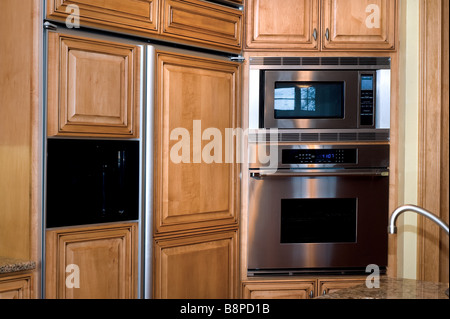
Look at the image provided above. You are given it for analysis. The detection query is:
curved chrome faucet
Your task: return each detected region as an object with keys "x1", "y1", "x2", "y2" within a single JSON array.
[
  {"x1": 388, "y1": 204, "x2": 449, "y2": 297},
  {"x1": 389, "y1": 204, "x2": 449, "y2": 235}
]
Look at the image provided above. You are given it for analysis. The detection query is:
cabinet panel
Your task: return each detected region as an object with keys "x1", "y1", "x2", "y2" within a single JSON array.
[
  {"x1": 154, "y1": 230, "x2": 239, "y2": 298},
  {"x1": 245, "y1": 0, "x2": 319, "y2": 50},
  {"x1": 242, "y1": 280, "x2": 316, "y2": 299},
  {"x1": 322, "y1": 0, "x2": 396, "y2": 50},
  {"x1": 45, "y1": 223, "x2": 138, "y2": 299},
  {"x1": 154, "y1": 51, "x2": 240, "y2": 234},
  {"x1": 161, "y1": 0, "x2": 242, "y2": 52},
  {"x1": 47, "y1": 32, "x2": 140, "y2": 137},
  {"x1": 318, "y1": 278, "x2": 366, "y2": 296},
  {"x1": 0, "y1": 274, "x2": 32, "y2": 299},
  {"x1": 46, "y1": 0, "x2": 159, "y2": 34}
]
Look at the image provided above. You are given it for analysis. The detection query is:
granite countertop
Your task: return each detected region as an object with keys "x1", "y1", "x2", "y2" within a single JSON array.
[
  {"x1": 0, "y1": 256, "x2": 36, "y2": 274},
  {"x1": 316, "y1": 277, "x2": 449, "y2": 299}
]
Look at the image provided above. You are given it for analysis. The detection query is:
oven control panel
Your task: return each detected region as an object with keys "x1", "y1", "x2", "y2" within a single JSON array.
[{"x1": 282, "y1": 149, "x2": 357, "y2": 164}]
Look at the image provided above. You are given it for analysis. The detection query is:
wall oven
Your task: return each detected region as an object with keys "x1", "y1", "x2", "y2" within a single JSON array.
[
  {"x1": 249, "y1": 57, "x2": 391, "y2": 136},
  {"x1": 247, "y1": 144, "x2": 389, "y2": 275}
]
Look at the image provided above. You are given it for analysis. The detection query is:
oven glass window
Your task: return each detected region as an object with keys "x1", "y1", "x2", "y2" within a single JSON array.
[
  {"x1": 280, "y1": 198, "x2": 357, "y2": 243},
  {"x1": 274, "y1": 82, "x2": 344, "y2": 119}
]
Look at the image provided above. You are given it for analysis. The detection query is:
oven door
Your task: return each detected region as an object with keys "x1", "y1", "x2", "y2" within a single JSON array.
[
  {"x1": 263, "y1": 70, "x2": 359, "y2": 129},
  {"x1": 247, "y1": 169, "x2": 389, "y2": 274}
]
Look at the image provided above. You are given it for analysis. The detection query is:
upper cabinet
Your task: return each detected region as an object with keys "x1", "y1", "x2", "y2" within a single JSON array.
[
  {"x1": 322, "y1": 0, "x2": 397, "y2": 50},
  {"x1": 46, "y1": 0, "x2": 243, "y2": 53},
  {"x1": 46, "y1": 0, "x2": 159, "y2": 34},
  {"x1": 245, "y1": 0, "x2": 397, "y2": 51},
  {"x1": 47, "y1": 32, "x2": 141, "y2": 137},
  {"x1": 245, "y1": 0, "x2": 319, "y2": 50}
]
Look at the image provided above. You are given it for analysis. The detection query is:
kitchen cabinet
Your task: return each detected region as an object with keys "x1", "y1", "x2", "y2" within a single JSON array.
[
  {"x1": 245, "y1": 0, "x2": 397, "y2": 51},
  {"x1": 46, "y1": 0, "x2": 160, "y2": 35},
  {"x1": 153, "y1": 229, "x2": 239, "y2": 298},
  {"x1": 45, "y1": 223, "x2": 138, "y2": 299},
  {"x1": 46, "y1": 0, "x2": 243, "y2": 53},
  {"x1": 160, "y1": 0, "x2": 243, "y2": 52},
  {"x1": 242, "y1": 276, "x2": 366, "y2": 299},
  {"x1": 245, "y1": 0, "x2": 319, "y2": 50},
  {"x1": 0, "y1": 273, "x2": 32, "y2": 299},
  {"x1": 322, "y1": 0, "x2": 397, "y2": 50},
  {"x1": 154, "y1": 50, "x2": 240, "y2": 235},
  {"x1": 242, "y1": 280, "x2": 316, "y2": 299},
  {"x1": 47, "y1": 32, "x2": 141, "y2": 138},
  {"x1": 153, "y1": 50, "x2": 241, "y2": 298}
]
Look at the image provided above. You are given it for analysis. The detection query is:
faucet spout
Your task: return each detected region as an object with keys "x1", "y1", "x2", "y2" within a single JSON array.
[{"x1": 388, "y1": 204, "x2": 449, "y2": 235}]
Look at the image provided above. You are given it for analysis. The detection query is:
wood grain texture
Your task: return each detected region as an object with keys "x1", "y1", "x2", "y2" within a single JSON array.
[
  {"x1": 153, "y1": 229, "x2": 239, "y2": 298},
  {"x1": 245, "y1": 0, "x2": 319, "y2": 50},
  {"x1": 417, "y1": 0, "x2": 449, "y2": 283},
  {"x1": 45, "y1": 223, "x2": 138, "y2": 299},
  {"x1": 322, "y1": 0, "x2": 397, "y2": 51},
  {"x1": 47, "y1": 32, "x2": 140, "y2": 137},
  {"x1": 154, "y1": 51, "x2": 240, "y2": 235}
]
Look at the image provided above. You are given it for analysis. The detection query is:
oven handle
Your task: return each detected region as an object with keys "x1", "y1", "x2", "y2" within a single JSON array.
[{"x1": 249, "y1": 169, "x2": 389, "y2": 178}]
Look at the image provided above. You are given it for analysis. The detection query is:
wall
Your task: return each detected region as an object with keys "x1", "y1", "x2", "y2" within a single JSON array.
[{"x1": 397, "y1": 0, "x2": 419, "y2": 279}]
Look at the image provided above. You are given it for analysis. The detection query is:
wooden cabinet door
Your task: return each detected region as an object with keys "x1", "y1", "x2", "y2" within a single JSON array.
[
  {"x1": 46, "y1": 0, "x2": 159, "y2": 35},
  {"x1": 154, "y1": 51, "x2": 240, "y2": 234},
  {"x1": 242, "y1": 280, "x2": 316, "y2": 299},
  {"x1": 245, "y1": 0, "x2": 319, "y2": 50},
  {"x1": 154, "y1": 230, "x2": 239, "y2": 298},
  {"x1": 0, "y1": 274, "x2": 32, "y2": 299},
  {"x1": 45, "y1": 223, "x2": 138, "y2": 299},
  {"x1": 161, "y1": 0, "x2": 243, "y2": 53},
  {"x1": 318, "y1": 278, "x2": 365, "y2": 296},
  {"x1": 322, "y1": 0, "x2": 397, "y2": 50},
  {"x1": 47, "y1": 32, "x2": 141, "y2": 137}
]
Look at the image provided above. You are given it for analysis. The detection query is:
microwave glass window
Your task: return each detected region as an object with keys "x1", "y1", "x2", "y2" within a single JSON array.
[
  {"x1": 280, "y1": 198, "x2": 357, "y2": 244},
  {"x1": 274, "y1": 82, "x2": 344, "y2": 119}
]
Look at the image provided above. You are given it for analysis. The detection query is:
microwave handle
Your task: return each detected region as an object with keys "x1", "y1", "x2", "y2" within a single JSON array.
[{"x1": 250, "y1": 168, "x2": 389, "y2": 178}]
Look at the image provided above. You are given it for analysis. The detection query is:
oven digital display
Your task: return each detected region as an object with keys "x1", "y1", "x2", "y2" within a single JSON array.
[{"x1": 281, "y1": 149, "x2": 357, "y2": 164}]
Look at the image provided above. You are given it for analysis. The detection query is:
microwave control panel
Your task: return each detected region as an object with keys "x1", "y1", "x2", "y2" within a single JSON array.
[{"x1": 360, "y1": 74, "x2": 375, "y2": 126}]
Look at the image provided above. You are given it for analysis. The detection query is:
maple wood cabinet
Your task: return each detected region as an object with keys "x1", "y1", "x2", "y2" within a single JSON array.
[
  {"x1": 242, "y1": 276, "x2": 366, "y2": 299},
  {"x1": 45, "y1": 223, "x2": 138, "y2": 299},
  {"x1": 152, "y1": 50, "x2": 241, "y2": 298},
  {"x1": 0, "y1": 273, "x2": 32, "y2": 299},
  {"x1": 245, "y1": 0, "x2": 397, "y2": 51},
  {"x1": 322, "y1": 0, "x2": 397, "y2": 50},
  {"x1": 46, "y1": 0, "x2": 243, "y2": 53},
  {"x1": 154, "y1": 229, "x2": 239, "y2": 298},
  {"x1": 154, "y1": 51, "x2": 241, "y2": 235},
  {"x1": 47, "y1": 31, "x2": 141, "y2": 138}
]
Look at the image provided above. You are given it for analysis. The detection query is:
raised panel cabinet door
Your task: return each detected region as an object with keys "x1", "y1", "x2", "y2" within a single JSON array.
[
  {"x1": 318, "y1": 278, "x2": 366, "y2": 296},
  {"x1": 0, "y1": 274, "x2": 32, "y2": 299},
  {"x1": 46, "y1": 0, "x2": 159, "y2": 35},
  {"x1": 242, "y1": 280, "x2": 316, "y2": 299},
  {"x1": 154, "y1": 230, "x2": 239, "y2": 299},
  {"x1": 154, "y1": 51, "x2": 240, "y2": 234},
  {"x1": 322, "y1": 0, "x2": 397, "y2": 50},
  {"x1": 245, "y1": 0, "x2": 319, "y2": 50},
  {"x1": 45, "y1": 223, "x2": 138, "y2": 299},
  {"x1": 47, "y1": 32, "x2": 141, "y2": 137},
  {"x1": 161, "y1": 0, "x2": 243, "y2": 53}
]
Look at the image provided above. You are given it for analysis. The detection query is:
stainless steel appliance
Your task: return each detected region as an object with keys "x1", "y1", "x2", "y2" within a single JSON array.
[
  {"x1": 247, "y1": 143, "x2": 390, "y2": 275},
  {"x1": 248, "y1": 57, "x2": 391, "y2": 135}
]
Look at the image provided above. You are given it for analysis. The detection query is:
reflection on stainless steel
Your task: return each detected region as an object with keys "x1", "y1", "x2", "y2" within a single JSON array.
[{"x1": 388, "y1": 204, "x2": 449, "y2": 297}]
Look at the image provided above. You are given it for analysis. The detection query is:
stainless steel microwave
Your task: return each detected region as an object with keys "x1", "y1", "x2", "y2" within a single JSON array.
[{"x1": 248, "y1": 57, "x2": 391, "y2": 131}]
